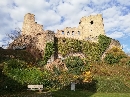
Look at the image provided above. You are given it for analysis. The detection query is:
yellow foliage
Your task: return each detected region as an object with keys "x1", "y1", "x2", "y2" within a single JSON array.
[
  {"x1": 107, "y1": 46, "x2": 126, "y2": 57},
  {"x1": 82, "y1": 71, "x2": 93, "y2": 83}
]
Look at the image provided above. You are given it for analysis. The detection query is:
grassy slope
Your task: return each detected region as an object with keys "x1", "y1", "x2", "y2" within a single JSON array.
[
  {"x1": 52, "y1": 90, "x2": 130, "y2": 97},
  {"x1": 91, "y1": 62, "x2": 130, "y2": 89},
  {"x1": 52, "y1": 63, "x2": 130, "y2": 97}
]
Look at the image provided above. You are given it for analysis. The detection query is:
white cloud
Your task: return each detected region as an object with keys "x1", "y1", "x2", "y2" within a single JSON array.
[
  {"x1": 0, "y1": 0, "x2": 13, "y2": 7},
  {"x1": 117, "y1": 0, "x2": 130, "y2": 6},
  {"x1": 107, "y1": 31, "x2": 125, "y2": 39},
  {"x1": 123, "y1": 44, "x2": 130, "y2": 53},
  {"x1": 102, "y1": 6, "x2": 121, "y2": 18},
  {"x1": 68, "y1": 0, "x2": 90, "y2": 5},
  {"x1": 13, "y1": 0, "x2": 50, "y2": 11},
  {"x1": 124, "y1": 28, "x2": 130, "y2": 34},
  {"x1": 35, "y1": 10, "x2": 61, "y2": 27}
]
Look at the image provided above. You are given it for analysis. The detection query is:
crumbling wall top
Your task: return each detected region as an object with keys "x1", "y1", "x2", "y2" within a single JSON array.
[{"x1": 22, "y1": 13, "x2": 44, "y2": 35}]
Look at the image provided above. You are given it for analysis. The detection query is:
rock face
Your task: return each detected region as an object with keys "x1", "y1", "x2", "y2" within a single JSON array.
[
  {"x1": 56, "y1": 14, "x2": 105, "y2": 42},
  {"x1": 101, "y1": 39, "x2": 122, "y2": 59}
]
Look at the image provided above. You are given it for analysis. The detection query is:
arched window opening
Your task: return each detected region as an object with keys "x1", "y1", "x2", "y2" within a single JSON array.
[
  {"x1": 72, "y1": 31, "x2": 74, "y2": 35},
  {"x1": 67, "y1": 31, "x2": 70, "y2": 35}
]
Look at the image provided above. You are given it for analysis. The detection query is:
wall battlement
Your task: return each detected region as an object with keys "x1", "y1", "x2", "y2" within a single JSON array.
[{"x1": 56, "y1": 14, "x2": 105, "y2": 42}]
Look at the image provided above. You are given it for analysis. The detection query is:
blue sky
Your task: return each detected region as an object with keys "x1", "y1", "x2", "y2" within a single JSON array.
[{"x1": 0, "y1": 0, "x2": 130, "y2": 53}]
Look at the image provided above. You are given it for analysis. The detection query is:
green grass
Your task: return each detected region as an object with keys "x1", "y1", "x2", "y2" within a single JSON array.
[
  {"x1": 52, "y1": 90, "x2": 130, "y2": 97},
  {"x1": 0, "y1": 91, "x2": 52, "y2": 97},
  {"x1": 1, "y1": 90, "x2": 130, "y2": 97}
]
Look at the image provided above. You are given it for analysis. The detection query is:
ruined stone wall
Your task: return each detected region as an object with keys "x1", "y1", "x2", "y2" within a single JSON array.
[
  {"x1": 109, "y1": 39, "x2": 122, "y2": 49},
  {"x1": 9, "y1": 13, "x2": 55, "y2": 60},
  {"x1": 21, "y1": 13, "x2": 54, "y2": 54},
  {"x1": 56, "y1": 14, "x2": 105, "y2": 42},
  {"x1": 22, "y1": 13, "x2": 44, "y2": 36},
  {"x1": 8, "y1": 13, "x2": 122, "y2": 63}
]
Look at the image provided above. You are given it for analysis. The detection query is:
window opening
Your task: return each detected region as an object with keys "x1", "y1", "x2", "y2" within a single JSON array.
[
  {"x1": 62, "y1": 39, "x2": 66, "y2": 42},
  {"x1": 62, "y1": 31, "x2": 64, "y2": 34},
  {"x1": 72, "y1": 31, "x2": 74, "y2": 35},
  {"x1": 78, "y1": 31, "x2": 80, "y2": 35},
  {"x1": 67, "y1": 31, "x2": 70, "y2": 35},
  {"x1": 90, "y1": 21, "x2": 93, "y2": 25}
]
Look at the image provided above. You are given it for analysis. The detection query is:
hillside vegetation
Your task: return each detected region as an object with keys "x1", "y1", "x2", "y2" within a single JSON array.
[{"x1": 0, "y1": 35, "x2": 130, "y2": 96}]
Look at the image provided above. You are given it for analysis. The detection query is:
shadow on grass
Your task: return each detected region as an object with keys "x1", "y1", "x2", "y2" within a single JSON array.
[
  {"x1": 0, "y1": 68, "x2": 27, "y2": 96},
  {"x1": 52, "y1": 80, "x2": 98, "y2": 97}
]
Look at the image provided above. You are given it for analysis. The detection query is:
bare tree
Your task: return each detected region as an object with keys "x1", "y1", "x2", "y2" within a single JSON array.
[{"x1": 7, "y1": 27, "x2": 22, "y2": 40}]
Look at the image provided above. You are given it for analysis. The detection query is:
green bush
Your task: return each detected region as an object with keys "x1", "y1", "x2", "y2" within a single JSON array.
[
  {"x1": 0, "y1": 74, "x2": 26, "y2": 93},
  {"x1": 3, "y1": 59, "x2": 51, "y2": 86},
  {"x1": 63, "y1": 56, "x2": 89, "y2": 75},
  {"x1": 57, "y1": 35, "x2": 111, "y2": 62},
  {"x1": 4, "y1": 59, "x2": 27, "y2": 69},
  {"x1": 126, "y1": 60, "x2": 130, "y2": 66},
  {"x1": 104, "y1": 47, "x2": 127, "y2": 64},
  {"x1": 40, "y1": 42, "x2": 54, "y2": 66},
  {"x1": 98, "y1": 34, "x2": 111, "y2": 55},
  {"x1": 104, "y1": 54, "x2": 120, "y2": 64}
]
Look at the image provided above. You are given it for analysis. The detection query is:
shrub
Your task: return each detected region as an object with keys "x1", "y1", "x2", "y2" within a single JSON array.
[
  {"x1": 63, "y1": 56, "x2": 89, "y2": 75},
  {"x1": 104, "y1": 47, "x2": 127, "y2": 64},
  {"x1": 3, "y1": 59, "x2": 51, "y2": 87},
  {"x1": 104, "y1": 54, "x2": 120, "y2": 64},
  {"x1": 57, "y1": 35, "x2": 111, "y2": 62},
  {"x1": 98, "y1": 34, "x2": 111, "y2": 55},
  {"x1": 0, "y1": 74, "x2": 26, "y2": 93},
  {"x1": 4, "y1": 59, "x2": 28, "y2": 69},
  {"x1": 126, "y1": 60, "x2": 130, "y2": 66},
  {"x1": 40, "y1": 42, "x2": 54, "y2": 66}
]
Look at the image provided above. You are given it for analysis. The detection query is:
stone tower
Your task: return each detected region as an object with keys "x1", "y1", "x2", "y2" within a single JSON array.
[
  {"x1": 22, "y1": 13, "x2": 44, "y2": 36},
  {"x1": 9, "y1": 13, "x2": 55, "y2": 60},
  {"x1": 56, "y1": 14, "x2": 105, "y2": 42}
]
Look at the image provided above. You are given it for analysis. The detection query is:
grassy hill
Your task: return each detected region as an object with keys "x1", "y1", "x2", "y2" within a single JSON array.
[{"x1": 0, "y1": 35, "x2": 130, "y2": 96}]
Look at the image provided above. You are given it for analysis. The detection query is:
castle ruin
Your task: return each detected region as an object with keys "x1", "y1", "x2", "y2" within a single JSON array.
[
  {"x1": 8, "y1": 13, "x2": 121, "y2": 62},
  {"x1": 56, "y1": 14, "x2": 105, "y2": 42}
]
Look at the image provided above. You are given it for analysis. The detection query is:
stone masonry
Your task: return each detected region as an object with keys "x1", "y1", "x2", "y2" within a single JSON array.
[
  {"x1": 56, "y1": 14, "x2": 105, "y2": 42},
  {"x1": 8, "y1": 13, "x2": 121, "y2": 62},
  {"x1": 9, "y1": 13, "x2": 55, "y2": 60}
]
